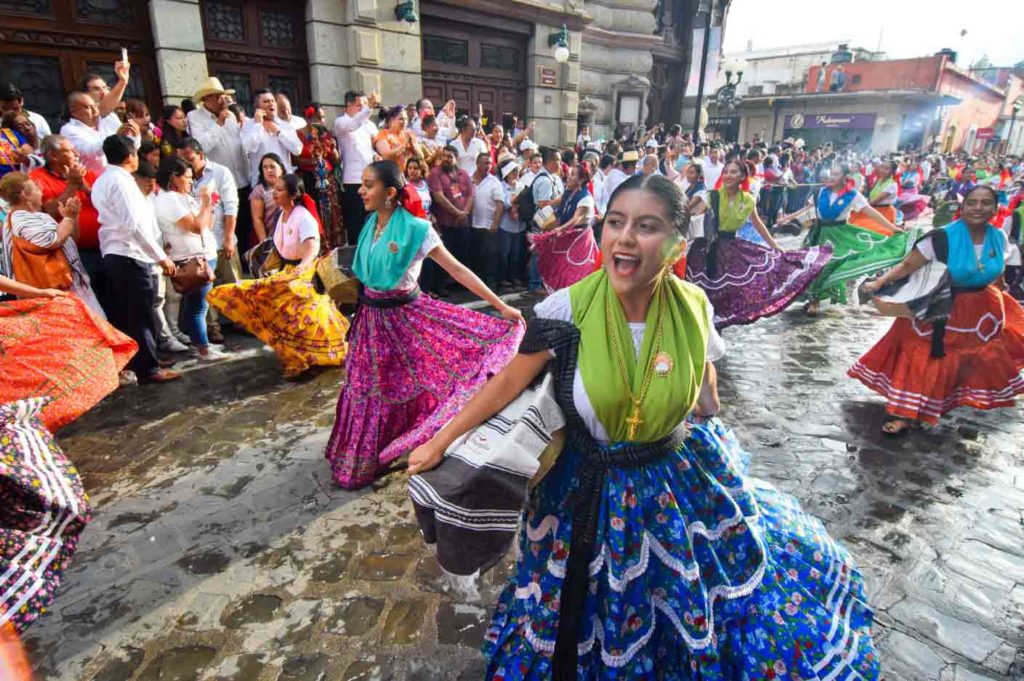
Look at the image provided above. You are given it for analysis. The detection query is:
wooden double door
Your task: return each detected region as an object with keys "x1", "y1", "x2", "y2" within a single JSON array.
[
  {"x1": 200, "y1": 0, "x2": 311, "y2": 114},
  {"x1": 420, "y1": 4, "x2": 529, "y2": 132}
]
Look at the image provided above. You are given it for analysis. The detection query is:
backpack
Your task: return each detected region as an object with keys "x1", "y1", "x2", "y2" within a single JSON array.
[{"x1": 515, "y1": 171, "x2": 549, "y2": 227}]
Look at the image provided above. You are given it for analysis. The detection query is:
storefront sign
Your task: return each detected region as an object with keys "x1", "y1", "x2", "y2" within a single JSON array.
[
  {"x1": 975, "y1": 127, "x2": 995, "y2": 140},
  {"x1": 785, "y1": 113, "x2": 876, "y2": 130},
  {"x1": 540, "y1": 67, "x2": 557, "y2": 86}
]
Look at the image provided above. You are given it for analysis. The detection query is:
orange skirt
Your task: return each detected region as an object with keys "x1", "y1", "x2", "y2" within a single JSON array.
[
  {"x1": 849, "y1": 286, "x2": 1024, "y2": 423},
  {"x1": 0, "y1": 295, "x2": 136, "y2": 430},
  {"x1": 848, "y1": 205, "x2": 897, "y2": 236}
]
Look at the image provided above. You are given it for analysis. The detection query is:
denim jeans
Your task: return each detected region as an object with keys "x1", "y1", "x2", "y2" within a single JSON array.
[
  {"x1": 497, "y1": 229, "x2": 525, "y2": 284},
  {"x1": 181, "y1": 258, "x2": 217, "y2": 348}
]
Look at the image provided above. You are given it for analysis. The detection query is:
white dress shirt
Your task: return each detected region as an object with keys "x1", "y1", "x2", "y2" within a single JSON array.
[
  {"x1": 192, "y1": 159, "x2": 239, "y2": 249},
  {"x1": 27, "y1": 110, "x2": 51, "y2": 142},
  {"x1": 334, "y1": 106, "x2": 379, "y2": 185},
  {"x1": 241, "y1": 117, "x2": 303, "y2": 186},
  {"x1": 281, "y1": 115, "x2": 307, "y2": 131},
  {"x1": 92, "y1": 165, "x2": 167, "y2": 264},
  {"x1": 471, "y1": 173, "x2": 504, "y2": 229},
  {"x1": 187, "y1": 106, "x2": 250, "y2": 188},
  {"x1": 451, "y1": 136, "x2": 489, "y2": 175},
  {"x1": 59, "y1": 116, "x2": 130, "y2": 175}
]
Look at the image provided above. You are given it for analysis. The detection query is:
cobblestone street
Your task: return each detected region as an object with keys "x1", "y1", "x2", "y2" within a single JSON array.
[{"x1": 23, "y1": 289, "x2": 1024, "y2": 681}]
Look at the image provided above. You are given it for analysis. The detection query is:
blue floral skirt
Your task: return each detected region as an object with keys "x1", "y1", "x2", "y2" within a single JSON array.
[{"x1": 483, "y1": 418, "x2": 879, "y2": 680}]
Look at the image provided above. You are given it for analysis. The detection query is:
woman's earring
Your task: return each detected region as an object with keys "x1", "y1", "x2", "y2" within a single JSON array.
[{"x1": 385, "y1": 197, "x2": 394, "y2": 210}]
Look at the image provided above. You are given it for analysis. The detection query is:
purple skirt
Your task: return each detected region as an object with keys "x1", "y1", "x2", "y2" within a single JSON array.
[
  {"x1": 686, "y1": 237, "x2": 832, "y2": 328},
  {"x1": 324, "y1": 289, "x2": 523, "y2": 490}
]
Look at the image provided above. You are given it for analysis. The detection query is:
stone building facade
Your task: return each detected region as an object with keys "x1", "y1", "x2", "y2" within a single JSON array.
[{"x1": 0, "y1": 0, "x2": 727, "y2": 146}]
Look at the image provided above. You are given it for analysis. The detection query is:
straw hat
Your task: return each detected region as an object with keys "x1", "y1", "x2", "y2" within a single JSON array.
[
  {"x1": 620, "y1": 150, "x2": 640, "y2": 163},
  {"x1": 193, "y1": 76, "x2": 235, "y2": 102}
]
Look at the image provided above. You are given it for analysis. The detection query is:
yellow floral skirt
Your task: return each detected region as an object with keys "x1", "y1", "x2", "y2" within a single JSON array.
[{"x1": 207, "y1": 265, "x2": 349, "y2": 376}]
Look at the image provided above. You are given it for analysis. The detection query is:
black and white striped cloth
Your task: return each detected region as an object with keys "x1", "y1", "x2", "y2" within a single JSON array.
[{"x1": 409, "y1": 373, "x2": 565, "y2": 584}]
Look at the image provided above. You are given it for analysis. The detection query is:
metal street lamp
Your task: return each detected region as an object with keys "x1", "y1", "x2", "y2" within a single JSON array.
[
  {"x1": 1007, "y1": 97, "x2": 1022, "y2": 154},
  {"x1": 549, "y1": 24, "x2": 570, "y2": 64}
]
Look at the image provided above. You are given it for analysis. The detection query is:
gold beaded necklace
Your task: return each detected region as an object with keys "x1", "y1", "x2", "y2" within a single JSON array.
[{"x1": 605, "y1": 279, "x2": 667, "y2": 441}]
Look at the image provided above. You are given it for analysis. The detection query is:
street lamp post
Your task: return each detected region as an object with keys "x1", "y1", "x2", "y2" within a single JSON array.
[
  {"x1": 1006, "y1": 98, "x2": 1022, "y2": 155},
  {"x1": 692, "y1": 0, "x2": 713, "y2": 140}
]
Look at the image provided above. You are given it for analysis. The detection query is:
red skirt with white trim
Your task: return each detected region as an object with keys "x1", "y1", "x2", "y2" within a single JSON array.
[{"x1": 849, "y1": 286, "x2": 1024, "y2": 423}]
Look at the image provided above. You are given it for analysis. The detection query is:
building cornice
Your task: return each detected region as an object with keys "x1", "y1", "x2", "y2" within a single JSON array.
[
  {"x1": 426, "y1": 0, "x2": 592, "y2": 31},
  {"x1": 582, "y1": 25, "x2": 661, "y2": 50}
]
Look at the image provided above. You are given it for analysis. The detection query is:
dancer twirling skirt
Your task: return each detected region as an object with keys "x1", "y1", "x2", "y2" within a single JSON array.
[
  {"x1": 408, "y1": 175, "x2": 879, "y2": 680},
  {"x1": 0, "y1": 289, "x2": 135, "y2": 431},
  {"x1": 686, "y1": 161, "x2": 832, "y2": 328},
  {"x1": 1, "y1": 397, "x2": 92, "y2": 633},
  {"x1": 208, "y1": 174, "x2": 348, "y2": 378},
  {"x1": 849, "y1": 160, "x2": 900, "y2": 236},
  {"x1": 852, "y1": 185, "x2": 1024, "y2": 435},
  {"x1": 325, "y1": 161, "x2": 523, "y2": 490},
  {"x1": 804, "y1": 165, "x2": 910, "y2": 313}
]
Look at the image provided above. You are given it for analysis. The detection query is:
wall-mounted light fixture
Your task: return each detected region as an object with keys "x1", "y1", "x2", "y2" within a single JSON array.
[
  {"x1": 548, "y1": 24, "x2": 570, "y2": 64},
  {"x1": 395, "y1": 0, "x2": 417, "y2": 23}
]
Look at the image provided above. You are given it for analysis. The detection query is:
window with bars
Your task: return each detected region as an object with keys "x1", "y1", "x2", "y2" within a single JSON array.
[
  {"x1": 215, "y1": 71, "x2": 253, "y2": 113},
  {"x1": 267, "y1": 75, "x2": 299, "y2": 103},
  {"x1": 424, "y1": 36, "x2": 468, "y2": 66},
  {"x1": 0, "y1": 55, "x2": 63, "y2": 131},
  {"x1": 480, "y1": 44, "x2": 519, "y2": 72},
  {"x1": 76, "y1": 0, "x2": 133, "y2": 25},
  {"x1": 0, "y1": 0, "x2": 52, "y2": 15},
  {"x1": 260, "y1": 10, "x2": 296, "y2": 49},
  {"x1": 204, "y1": 0, "x2": 246, "y2": 43},
  {"x1": 86, "y1": 62, "x2": 146, "y2": 101}
]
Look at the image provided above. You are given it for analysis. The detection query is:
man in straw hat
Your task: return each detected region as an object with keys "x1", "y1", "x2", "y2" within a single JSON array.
[{"x1": 188, "y1": 76, "x2": 254, "y2": 260}]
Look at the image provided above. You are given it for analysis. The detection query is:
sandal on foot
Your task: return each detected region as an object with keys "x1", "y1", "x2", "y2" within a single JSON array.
[{"x1": 882, "y1": 418, "x2": 914, "y2": 437}]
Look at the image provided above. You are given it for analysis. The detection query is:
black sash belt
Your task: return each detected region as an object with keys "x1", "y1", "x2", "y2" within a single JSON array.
[
  {"x1": 931, "y1": 284, "x2": 989, "y2": 359},
  {"x1": 551, "y1": 426, "x2": 690, "y2": 680},
  {"x1": 356, "y1": 286, "x2": 421, "y2": 309}
]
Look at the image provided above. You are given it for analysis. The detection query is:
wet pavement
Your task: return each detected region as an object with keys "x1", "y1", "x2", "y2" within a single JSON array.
[{"x1": 22, "y1": 260, "x2": 1024, "y2": 680}]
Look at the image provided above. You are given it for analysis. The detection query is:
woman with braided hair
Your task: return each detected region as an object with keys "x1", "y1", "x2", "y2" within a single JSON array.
[{"x1": 408, "y1": 173, "x2": 879, "y2": 680}]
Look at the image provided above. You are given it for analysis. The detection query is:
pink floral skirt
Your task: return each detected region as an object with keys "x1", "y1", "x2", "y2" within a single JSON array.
[{"x1": 324, "y1": 288, "x2": 523, "y2": 490}]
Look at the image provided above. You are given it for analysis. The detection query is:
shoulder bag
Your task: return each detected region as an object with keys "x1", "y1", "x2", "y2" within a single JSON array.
[
  {"x1": 170, "y1": 229, "x2": 215, "y2": 295},
  {"x1": 6, "y1": 213, "x2": 73, "y2": 291}
]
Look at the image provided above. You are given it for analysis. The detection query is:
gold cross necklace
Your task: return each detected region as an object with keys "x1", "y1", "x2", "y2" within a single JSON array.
[{"x1": 605, "y1": 281, "x2": 666, "y2": 441}]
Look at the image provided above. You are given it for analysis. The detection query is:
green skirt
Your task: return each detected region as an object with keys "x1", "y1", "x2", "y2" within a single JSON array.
[{"x1": 804, "y1": 222, "x2": 916, "y2": 303}]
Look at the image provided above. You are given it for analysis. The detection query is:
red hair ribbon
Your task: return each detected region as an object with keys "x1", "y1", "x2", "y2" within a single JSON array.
[
  {"x1": 400, "y1": 183, "x2": 428, "y2": 219},
  {"x1": 299, "y1": 193, "x2": 327, "y2": 241},
  {"x1": 304, "y1": 106, "x2": 316, "y2": 119}
]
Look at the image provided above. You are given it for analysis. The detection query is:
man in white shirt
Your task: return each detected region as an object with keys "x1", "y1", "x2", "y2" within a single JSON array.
[
  {"x1": 604, "y1": 150, "x2": 638, "y2": 202},
  {"x1": 188, "y1": 77, "x2": 253, "y2": 262},
  {"x1": 275, "y1": 93, "x2": 307, "y2": 132},
  {"x1": 60, "y1": 91, "x2": 138, "y2": 175},
  {"x1": 703, "y1": 144, "x2": 725, "y2": 188},
  {"x1": 0, "y1": 82, "x2": 52, "y2": 142},
  {"x1": 470, "y1": 153, "x2": 504, "y2": 288},
  {"x1": 241, "y1": 88, "x2": 303, "y2": 187},
  {"x1": 334, "y1": 89, "x2": 380, "y2": 246},
  {"x1": 593, "y1": 154, "x2": 616, "y2": 216},
  {"x1": 410, "y1": 97, "x2": 456, "y2": 143},
  {"x1": 451, "y1": 117, "x2": 490, "y2": 175},
  {"x1": 81, "y1": 63, "x2": 131, "y2": 138},
  {"x1": 91, "y1": 135, "x2": 180, "y2": 384}
]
